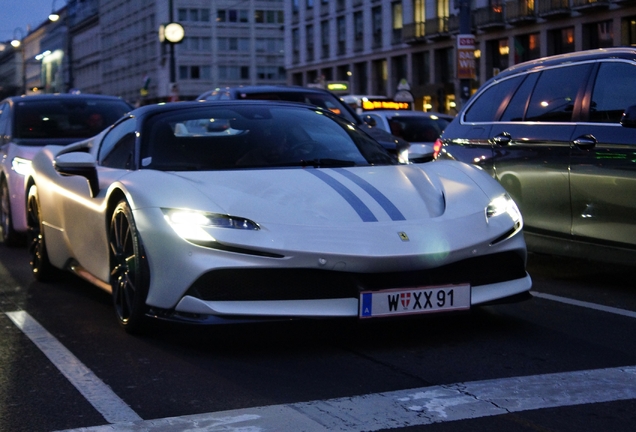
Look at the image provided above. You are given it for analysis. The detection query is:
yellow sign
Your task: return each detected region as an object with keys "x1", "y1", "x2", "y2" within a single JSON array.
[{"x1": 361, "y1": 100, "x2": 411, "y2": 111}]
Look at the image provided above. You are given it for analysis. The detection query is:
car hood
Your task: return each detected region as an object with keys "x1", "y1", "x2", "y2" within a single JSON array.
[{"x1": 128, "y1": 163, "x2": 490, "y2": 227}]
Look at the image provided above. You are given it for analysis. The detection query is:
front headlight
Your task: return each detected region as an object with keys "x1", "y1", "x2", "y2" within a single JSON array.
[
  {"x1": 162, "y1": 209, "x2": 259, "y2": 242},
  {"x1": 397, "y1": 147, "x2": 409, "y2": 164},
  {"x1": 11, "y1": 157, "x2": 31, "y2": 176},
  {"x1": 486, "y1": 194, "x2": 522, "y2": 227}
]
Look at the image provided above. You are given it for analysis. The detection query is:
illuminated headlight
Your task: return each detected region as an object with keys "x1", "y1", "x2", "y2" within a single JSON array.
[
  {"x1": 162, "y1": 209, "x2": 259, "y2": 242},
  {"x1": 486, "y1": 194, "x2": 522, "y2": 226},
  {"x1": 11, "y1": 157, "x2": 31, "y2": 176}
]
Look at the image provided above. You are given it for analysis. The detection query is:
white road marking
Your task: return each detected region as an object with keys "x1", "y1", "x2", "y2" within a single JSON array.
[
  {"x1": 56, "y1": 365, "x2": 636, "y2": 432},
  {"x1": 8, "y1": 289, "x2": 636, "y2": 432},
  {"x1": 5, "y1": 310, "x2": 142, "y2": 424},
  {"x1": 531, "y1": 291, "x2": 636, "y2": 319}
]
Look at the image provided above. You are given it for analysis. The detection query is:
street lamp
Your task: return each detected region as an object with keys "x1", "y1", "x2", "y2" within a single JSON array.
[
  {"x1": 158, "y1": 0, "x2": 184, "y2": 102},
  {"x1": 48, "y1": 0, "x2": 74, "y2": 92},
  {"x1": 49, "y1": 0, "x2": 62, "y2": 21},
  {"x1": 11, "y1": 28, "x2": 26, "y2": 94}
]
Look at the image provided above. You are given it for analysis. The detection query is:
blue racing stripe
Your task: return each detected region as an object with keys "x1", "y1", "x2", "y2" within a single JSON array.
[
  {"x1": 334, "y1": 169, "x2": 406, "y2": 221},
  {"x1": 307, "y1": 170, "x2": 378, "y2": 222}
]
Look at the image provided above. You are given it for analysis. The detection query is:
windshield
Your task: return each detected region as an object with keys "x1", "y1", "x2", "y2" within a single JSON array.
[
  {"x1": 386, "y1": 115, "x2": 451, "y2": 143},
  {"x1": 142, "y1": 105, "x2": 397, "y2": 171},
  {"x1": 13, "y1": 98, "x2": 130, "y2": 142}
]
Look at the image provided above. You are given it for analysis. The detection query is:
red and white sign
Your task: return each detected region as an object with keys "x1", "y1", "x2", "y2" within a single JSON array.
[{"x1": 457, "y1": 34, "x2": 476, "y2": 80}]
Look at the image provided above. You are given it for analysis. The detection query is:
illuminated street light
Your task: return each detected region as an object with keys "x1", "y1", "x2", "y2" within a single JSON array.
[
  {"x1": 11, "y1": 28, "x2": 24, "y2": 48},
  {"x1": 49, "y1": 0, "x2": 62, "y2": 21}
]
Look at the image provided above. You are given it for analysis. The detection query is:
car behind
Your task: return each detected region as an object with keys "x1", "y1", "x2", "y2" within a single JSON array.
[{"x1": 0, "y1": 94, "x2": 132, "y2": 245}]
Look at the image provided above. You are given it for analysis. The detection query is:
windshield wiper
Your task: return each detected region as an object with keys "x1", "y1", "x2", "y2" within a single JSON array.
[{"x1": 301, "y1": 158, "x2": 358, "y2": 168}]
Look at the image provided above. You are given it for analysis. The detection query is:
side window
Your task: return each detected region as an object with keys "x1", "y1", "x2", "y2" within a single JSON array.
[
  {"x1": 98, "y1": 118, "x2": 137, "y2": 169},
  {"x1": 589, "y1": 62, "x2": 636, "y2": 123},
  {"x1": 525, "y1": 64, "x2": 592, "y2": 122},
  {"x1": 500, "y1": 73, "x2": 539, "y2": 122},
  {"x1": 463, "y1": 75, "x2": 524, "y2": 123},
  {"x1": 0, "y1": 103, "x2": 9, "y2": 143}
]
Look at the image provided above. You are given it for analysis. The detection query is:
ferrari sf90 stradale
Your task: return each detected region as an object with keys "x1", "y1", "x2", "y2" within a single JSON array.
[{"x1": 26, "y1": 101, "x2": 531, "y2": 332}]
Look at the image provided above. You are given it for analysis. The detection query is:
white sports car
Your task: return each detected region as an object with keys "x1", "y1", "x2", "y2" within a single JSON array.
[{"x1": 26, "y1": 101, "x2": 531, "y2": 333}]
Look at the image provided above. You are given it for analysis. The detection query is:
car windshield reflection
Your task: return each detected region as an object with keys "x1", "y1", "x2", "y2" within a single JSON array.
[{"x1": 142, "y1": 105, "x2": 397, "y2": 171}]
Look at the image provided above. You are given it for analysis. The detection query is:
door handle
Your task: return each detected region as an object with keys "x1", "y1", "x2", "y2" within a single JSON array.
[
  {"x1": 492, "y1": 132, "x2": 511, "y2": 146},
  {"x1": 572, "y1": 134, "x2": 596, "y2": 150}
]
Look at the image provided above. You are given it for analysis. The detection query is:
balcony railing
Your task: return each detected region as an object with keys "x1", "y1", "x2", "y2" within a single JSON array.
[
  {"x1": 403, "y1": 22, "x2": 426, "y2": 43},
  {"x1": 505, "y1": 0, "x2": 537, "y2": 23},
  {"x1": 424, "y1": 17, "x2": 450, "y2": 38},
  {"x1": 571, "y1": 0, "x2": 611, "y2": 10},
  {"x1": 537, "y1": 0, "x2": 571, "y2": 17},
  {"x1": 474, "y1": 7, "x2": 506, "y2": 29}
]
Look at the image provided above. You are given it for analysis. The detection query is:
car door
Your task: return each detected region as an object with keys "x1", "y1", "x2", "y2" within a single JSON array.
[
  {"x1": 569, "y1": 60, "x2": 636, "y2": 247},
  {"x1": 491, "y1": 64, "x2": 593, "y2": 237},
  {"x1": 61, "y1": 119, "x2": 138, "y2": 281},
  {"x1": 441, "y1": 74, "x2": 527, "y2": 175}
]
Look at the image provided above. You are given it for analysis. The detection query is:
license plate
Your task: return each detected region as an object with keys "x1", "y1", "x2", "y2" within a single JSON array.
[{"x1": 359, "y1": 284, "x2": 471, "y2": 318}]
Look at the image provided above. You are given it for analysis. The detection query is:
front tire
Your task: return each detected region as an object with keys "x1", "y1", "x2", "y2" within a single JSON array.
[
  {"x1": 26, "y1": 185, "x2": 60, "y2": 281},
  {"x1": 0, "y1": 177, "x2": 21, "y2": 246},
  {"x1": 109, "y1": 199, "x2": 149, "y2": 333}
]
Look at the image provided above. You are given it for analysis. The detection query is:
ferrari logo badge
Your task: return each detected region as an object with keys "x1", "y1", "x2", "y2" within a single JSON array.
[{"x1": 398, "y1": 232, "x2": 409, "y2": 241}]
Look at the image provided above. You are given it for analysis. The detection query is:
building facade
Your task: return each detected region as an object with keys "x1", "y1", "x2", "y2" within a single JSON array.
[
  {"x1": 95, "y1": 0, "x2": 286, "y2": 104},
  {"x1": 1, "y1": 0, "x2": 286, "y2": 104},
  {"x1": 285, "y1": 0, "x2": 636, "y2": 114}
]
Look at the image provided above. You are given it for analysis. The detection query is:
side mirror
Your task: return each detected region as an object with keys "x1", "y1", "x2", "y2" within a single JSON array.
[
  {"x1": 54, "y1": 152, "x2": 100, "y2": 197},
  {"x1": 362, "y1": 115, "x2": 377, "y2": 127},
  {"x1": 620, "y1": 105, "x2": 636, "y2": 128}
]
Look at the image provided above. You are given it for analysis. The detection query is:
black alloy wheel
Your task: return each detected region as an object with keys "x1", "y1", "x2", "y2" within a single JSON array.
[
  {"x1": 0, "y1": 178, "x2": 20, "y2": 246},
  {"x1": 109, "y1": 199, "x2": 149, "y2": 333},
  {"x1": 26, "y1": 185, "x2": 59, "y2": 281}
]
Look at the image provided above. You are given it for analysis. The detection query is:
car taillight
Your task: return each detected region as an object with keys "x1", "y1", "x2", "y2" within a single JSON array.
[{"x1": 433, "y1": 138, "x2": 443, "y2": 159}]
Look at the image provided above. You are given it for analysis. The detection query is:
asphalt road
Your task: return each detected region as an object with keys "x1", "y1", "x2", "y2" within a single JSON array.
[{"x1": 1, "y1": 245, "x2": 635, "y2": 432}]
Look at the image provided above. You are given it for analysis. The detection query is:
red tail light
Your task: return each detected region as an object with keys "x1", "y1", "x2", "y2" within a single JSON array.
[{"x1": 433, "y1": 138, "x2": 443, "y2": 159}]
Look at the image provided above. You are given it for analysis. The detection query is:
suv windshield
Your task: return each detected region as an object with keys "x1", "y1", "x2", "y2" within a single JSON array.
[
  {"x1": 142, "y1": 105, "x2": 397, "y2": 171},
  {"x1": 14, "y1": 99, "x2": 130, "y2": 141}
]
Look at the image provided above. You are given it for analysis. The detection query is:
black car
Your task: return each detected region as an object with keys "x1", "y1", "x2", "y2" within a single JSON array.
[
  {"x1": 197, "y1": 86, "x2": 410, "y2": 162},
  {"x1": 436, "y1": 48, "x2": 636, "y2": 266}
]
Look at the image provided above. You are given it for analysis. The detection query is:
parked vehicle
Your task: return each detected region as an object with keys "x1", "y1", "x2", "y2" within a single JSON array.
[
  {"x1": 436, "y1": 48, "x2": 636, "y2": 266},
  {"x1": 26, "y1": 101, "x2": 530, "y2": 332},
  {"x1": 0, "y1": 94, "x2": 132, "y2": 246},
  {"x1": 364, "y1": 110, "x2": 454, "y2": 163}
]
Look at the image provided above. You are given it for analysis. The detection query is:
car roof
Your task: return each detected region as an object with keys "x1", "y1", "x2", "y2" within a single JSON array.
[
  {"x1": 2, "y1": 93, "x2": 128, "y2": 104},
  {"x1": 198, "y1": 85, "x2": 337, "y2": 99},
  {"x1": 129, "y1": 99, "x2": 334, "y2": 118},
  {"x1": 494, "y1": 47, "x2": 636, "y2": 80}
]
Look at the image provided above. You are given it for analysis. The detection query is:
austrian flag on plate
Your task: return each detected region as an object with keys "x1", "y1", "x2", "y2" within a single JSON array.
[{"x1": 360, "y1": 285, "x2": 471, "y2": 318}]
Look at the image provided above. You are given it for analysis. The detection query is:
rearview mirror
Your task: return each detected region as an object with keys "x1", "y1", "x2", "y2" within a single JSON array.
[
  {"x1": 620, "y1": 105, "x2": 636, "y2": 128},
  {"x1": 54, "y1": 152, "x2": 99, "y2": 197}
]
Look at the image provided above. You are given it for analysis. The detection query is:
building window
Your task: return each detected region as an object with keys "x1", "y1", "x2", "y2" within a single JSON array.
[
  {"x1": 179, "y1": 65, "x2": 211, "y2": 80},
  {"x1": 548, "y1": 27, "x2": 575, "y2": 56},
  {"x1": 413, "y1": 0, "x2": 425, "y2": 38},
  {"x1": 306, "y1": 24, "x2": 314, "y2": 61},
  {"x1": 178, "y1": 8, "x2": 210, "y2": 22},
  {"x1": 321, "y1": 20, "x2": 330, "y2": 59},
  {"x1": 413, "y1": 51, "x2": 430, "y2": 86},
  {"x1": 354, "y1": 12, "x2": 363, "y2": 52},
  {"x1": 583, "y1": 21, "x2": 614, "y2": 50},
  {"x1": 514, "y1": 33, "x2": 540, "y2": 64},
  {"x1": 337, "y1": 16, "x2": 347, "y2": 55},
  {"x1": 392, "y1": 2, "x2": 403, "y2": 44},
  {"x1": 372, "y1": 6, "x2": 383, "y2": 48}
]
